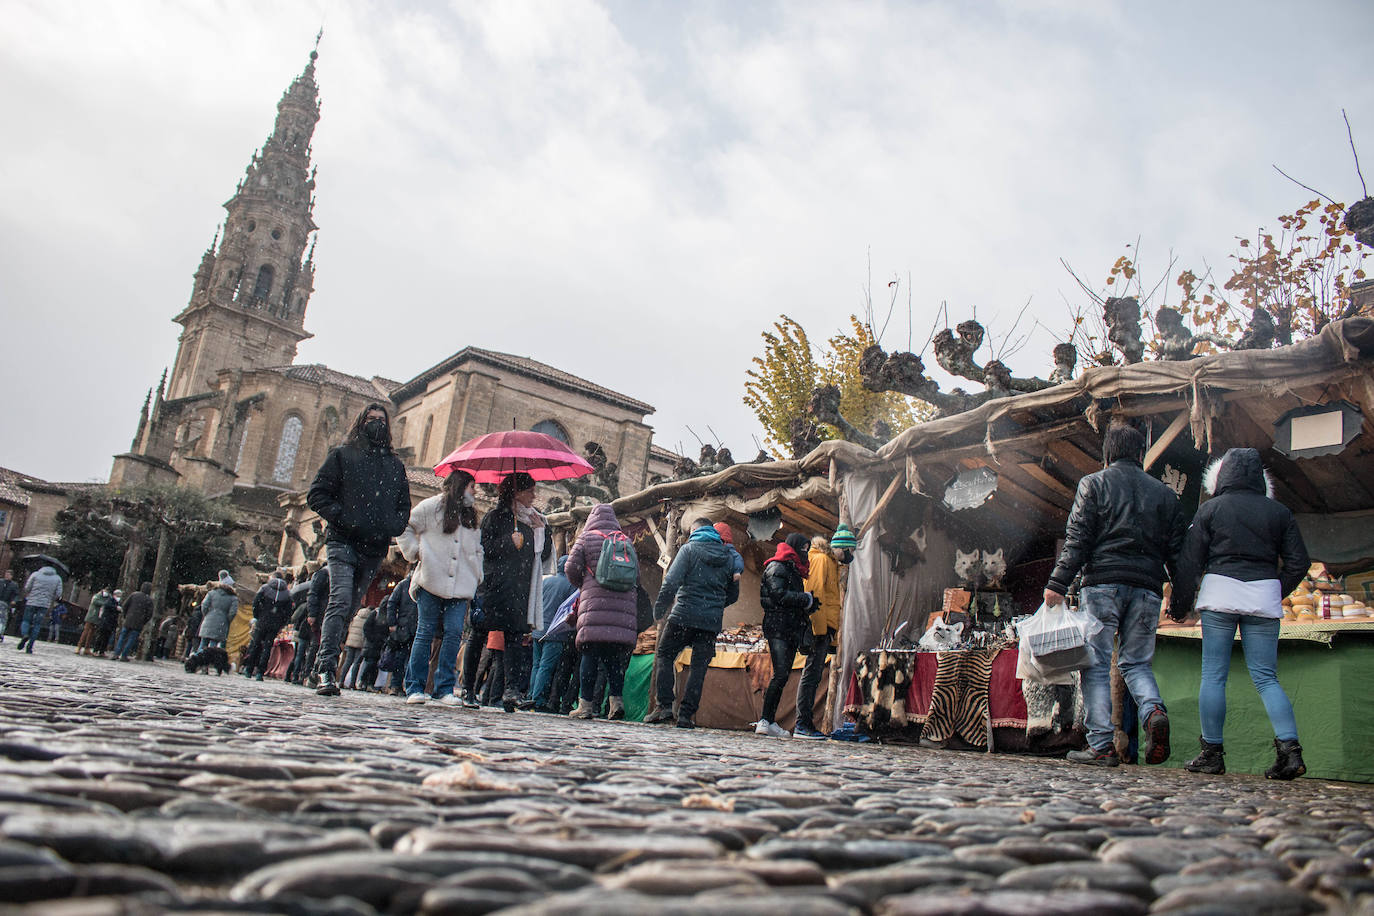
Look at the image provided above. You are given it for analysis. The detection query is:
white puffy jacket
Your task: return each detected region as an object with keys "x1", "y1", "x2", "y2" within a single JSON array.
[{"x1": 397, "y1": 495, "x2": 483, "y2": 601}]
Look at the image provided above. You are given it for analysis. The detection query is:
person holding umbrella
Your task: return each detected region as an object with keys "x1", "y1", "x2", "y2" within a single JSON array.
[
  {"x1": 307, "y1": 403, "x2": 411, "y2": 696},
  {"x1": 469, "y1": 471, "x2": 551, "y2": 712}
]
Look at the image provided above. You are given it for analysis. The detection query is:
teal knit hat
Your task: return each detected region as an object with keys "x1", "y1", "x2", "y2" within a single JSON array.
[{"x1": 830, "y1": 524, "x2": 857, "y2": 551}]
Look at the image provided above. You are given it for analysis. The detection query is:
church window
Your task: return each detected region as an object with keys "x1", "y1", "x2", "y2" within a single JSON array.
[
  {"x1": 233, "y1": 416, "x2": 252, "y2": 474},
  {"x1": 420, "y1": 415, "x2": 434, "y2": 465},
  {"x1": 272, "y1": 416, "x2": 304, "y2": 484},
  {"x1": 532, "y1": 419, "x2": 570, "y2": 444},
  {"x1": 252, "y1": 264, "x2": 274, "y2": 300}
]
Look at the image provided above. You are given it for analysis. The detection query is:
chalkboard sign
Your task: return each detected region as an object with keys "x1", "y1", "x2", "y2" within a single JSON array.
[{"x1": 943, "y1": 466, "x2": 998, "y2": 512}]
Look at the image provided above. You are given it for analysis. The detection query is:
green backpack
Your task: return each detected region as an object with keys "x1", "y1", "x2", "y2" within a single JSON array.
[{"x1": 594, "y1": 532, "x2": 638, "y2": 592}]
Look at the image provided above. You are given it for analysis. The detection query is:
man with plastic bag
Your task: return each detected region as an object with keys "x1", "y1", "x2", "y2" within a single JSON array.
[{"x1": 1043, "y1": 425, "x2": 1185, "y2": 768}]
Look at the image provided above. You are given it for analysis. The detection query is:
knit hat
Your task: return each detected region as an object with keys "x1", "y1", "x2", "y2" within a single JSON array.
[
  {"x1": 713, "y1": 522, "x2": 734, "y2": 545},
  {"x1": 830, "y1": 524, "x2": 857, "y2": 551},
  {"x1": 217, "y1": 569, "x2": 235, "y2": 588}
]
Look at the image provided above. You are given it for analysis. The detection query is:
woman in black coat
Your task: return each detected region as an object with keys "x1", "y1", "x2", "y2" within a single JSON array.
[
  {"x1": 756, "y1": 532, "x2": 818, "y2": 738},
  {"x1": 462, "y1": 472, "x2": 551, "y2": 712}
]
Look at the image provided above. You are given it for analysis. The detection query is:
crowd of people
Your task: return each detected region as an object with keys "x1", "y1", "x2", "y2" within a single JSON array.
[{"x1": 13, "y1": 404, "x2": 1314, "y2": 774}]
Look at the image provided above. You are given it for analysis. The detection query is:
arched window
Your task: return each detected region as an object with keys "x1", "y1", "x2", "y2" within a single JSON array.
[
  {"x1": 272, "y1": 415, "x2": 303, "y2": 484},
  {"x1": 321, "y1": 407, "x2": 340, "y2": 446},
  {"x1": 233, "y1": 416, "x2": 252, "y2": 474},
  {"x1": 252, "y1": 264, "x2": 274, "y2": 300},
  {"x1": 532, "y1": 419, "x2": 569, "y2": 444},
  {"x1": 420, "y1": 415, "x2": 434, "y2": 465}
]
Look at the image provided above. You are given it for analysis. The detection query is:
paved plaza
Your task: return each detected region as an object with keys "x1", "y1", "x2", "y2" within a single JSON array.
[{"x1": 2, "y1": 641, "x2": 1373, "y2": 914}]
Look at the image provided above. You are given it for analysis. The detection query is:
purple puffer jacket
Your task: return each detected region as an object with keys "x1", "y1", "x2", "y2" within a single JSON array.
[{"x1": 566, "y1": 504, "x2": 638, "y2": 648}]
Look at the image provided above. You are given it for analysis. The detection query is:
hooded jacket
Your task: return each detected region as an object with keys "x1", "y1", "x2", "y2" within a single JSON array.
[
  {"x1": 805, "y1": 544, "x2": 842, "y2": 635},
  {"x1": 1173, "y1": 448, "x2": 1310, "y2": 615},
  {"x1": 252, "y1": 577, "x2": 294, "y2": 625},
  {"x1": 0, "y1": 578, "x2": 19, "y2": 606},
  {"x1": 761, "y1": 541, "x2": 816, "y2": 641},
  {"x1": 86, "y1": 591, "x2": 111, "y2": 625},
  {"x1": 654, "y1": 526, "x2": 740, "y2": 633},
  {"x1": 385, "y1": 576, "x2": 419, "y2": 647},
  {"x1": 1046, "y1": 458, "x2": 1186, "y2": 595},
  {"x1": 566, "y1": 504, "x2": 639, "y2": 648},
  {"x1": 307, "y1": 442, "x2": 411, "y2": 556},
  {"x1": 121, "y1": 588, "x2": 156, "y2": 631},
  {"x1": 540, "y1": 556, "x2": 576, "y2": 626},
  {"x1": 197, "y1": 586, "x2": 238, "y2": 642},
  {"x1": 477, "y1": 501, "x2": 551, "y2": 632},
  {"x1": 397, "y1": 494, "x2": 483, "y2": 601},
  {"x1": 23, "y1": 566, "x2": 62, "y2": 610}
]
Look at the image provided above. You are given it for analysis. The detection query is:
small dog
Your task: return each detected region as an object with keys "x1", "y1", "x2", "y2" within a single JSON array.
[{"x1": 184, "y1": 646, "x2": 230, "y2": 675}]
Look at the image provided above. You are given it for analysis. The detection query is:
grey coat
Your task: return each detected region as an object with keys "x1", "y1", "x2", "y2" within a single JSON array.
[{"x1": 197, "y1": 587, "x2": 238, "y2": 642}]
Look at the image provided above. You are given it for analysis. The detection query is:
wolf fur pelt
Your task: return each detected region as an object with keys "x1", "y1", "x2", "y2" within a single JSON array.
[
  {"x1": 845, "y1": 650, "x2": 911, "y2": 729},
  {"x1": 185, "y1": 646, "x2": 230, "y2": 675},
  {"x1": 1022, "y1": 672, "x2": 1084, "y2": 748}
]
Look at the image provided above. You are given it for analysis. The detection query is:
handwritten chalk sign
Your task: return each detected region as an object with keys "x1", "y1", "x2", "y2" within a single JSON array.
[{"x1": 942, "y1": 466, "x2": 998, "y2": 512}]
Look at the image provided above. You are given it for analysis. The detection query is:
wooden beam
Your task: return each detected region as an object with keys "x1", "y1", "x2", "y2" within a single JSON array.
[
  {"x1": 1047, "y1": 438, "x2": 1102, "y2": 478},
  {"x1": 858, "y1": 473, "x2": 906, "y2": 539},
  {"x1": 1016, "y1": 462, "x2": 1075, "y2": 500},
  {"x1": 959, "y1": 457, "x2": 1068, "y2": 522},
  {"x1": 1144, "y1": 410, "x2": 1192, "y2": 472}
]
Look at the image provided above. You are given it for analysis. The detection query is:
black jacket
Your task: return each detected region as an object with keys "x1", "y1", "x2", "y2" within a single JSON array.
[
  {"x1": 121, "y1": 591, "x2": 155, "y2": 631},
  {"x1": 653, "y1": 532, "x2": 740, "y2": 633},
  {"x1": 1173, "y1": 448, "x2": 1310, "y2": 616},
  {"x1": 307, "y1": 443, "x2": 411, "y2": 556},
  {"x1": 760, "y1": 548, "x2": 815, "y2": 642},
  {"x1": 0, "y1": 579, "x2": 19, "y2": 605},
  {"x1": 385, "y1": 576, "x2": 419, "y2": 647},
  {"x1": 362, "y1": 607, "x2": 390, "y2": 655},
  {"x1": 305, "y1": 567, "x2": 330, "y2": 622},
  {"x1": 1047, "y1": 458, "x2": 1186, "y2": 595},
  {"x1": 253, "y1": 577, "x2": 294, "y2": 624},
  {"x1": 477, "y1": 503, "x2": 551, "y2": 633}
]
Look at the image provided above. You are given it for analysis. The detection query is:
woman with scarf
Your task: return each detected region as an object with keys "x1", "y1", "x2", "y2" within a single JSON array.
[
  {"x1": 465, "y1": 471, "x2": 551, "y2": 712},
  {"x1": 398, "y1": 469, "x2": 483, "y2": 705},
  {"x1": 756, "y1": 532, "x2": 819, "y2": 738},
  {"x1": 565, "y1": 503, "x2": 638, "y2": 720}
]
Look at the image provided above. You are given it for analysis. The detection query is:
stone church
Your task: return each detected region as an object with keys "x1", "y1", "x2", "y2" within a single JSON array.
[{"x1": 109, "y1": 48, "x2": 675, "y2": 573}]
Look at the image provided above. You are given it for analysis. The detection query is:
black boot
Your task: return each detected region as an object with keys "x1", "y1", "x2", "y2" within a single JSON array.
[
  {"x1": 1265, "y1": 738, "x2": 1306, "y2": 780},
  {"x1": 1185, "y1": 736, "x2": 1225, "y2": 775}
]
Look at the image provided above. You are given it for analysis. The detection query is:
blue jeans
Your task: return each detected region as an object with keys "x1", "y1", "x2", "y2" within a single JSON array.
[
  {"x1": 318, "y1": 548, "x2": 384, "y2": 677},
  {"x1": 1199, "y1": 611, "x2": 1297, "y2": 743},
  {"x1": 529, "y1": 636, "x2": 565, "y2": 706},
  {"x1": 20, "y1": 606, "x2": 48, "y2": 642},
  {"x1": 1079, "y1": 585, "x2": 1165, "y2": 751},
  {"x1": 114, "y1": 626, "x2": 142, "y2": 659},
  {"x1": 405, "y1": 589, "x2": 469, "y2": 697}
]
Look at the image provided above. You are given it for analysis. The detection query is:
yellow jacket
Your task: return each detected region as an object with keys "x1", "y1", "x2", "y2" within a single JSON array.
[{"x1": 805, "y1": 546, "x2": 842, "y2": 635}]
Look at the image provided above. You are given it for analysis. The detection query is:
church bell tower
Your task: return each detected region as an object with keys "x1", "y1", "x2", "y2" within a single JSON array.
[{"x1": 165, "y1": 47, "x2": 322, "y2": 401}]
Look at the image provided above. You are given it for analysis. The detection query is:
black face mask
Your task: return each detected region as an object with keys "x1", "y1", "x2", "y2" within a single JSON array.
[{"x1": 363, "y1": 419, "x2": 387, "y2": 445}]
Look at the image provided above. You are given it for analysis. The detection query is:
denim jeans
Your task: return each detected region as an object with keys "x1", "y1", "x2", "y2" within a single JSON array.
[
  {"x1": 340, "y1": 647, "x2": 363, "y2": 687},
  {"x1": 0, "y1": 602, "x2": 9, "y2": 638},
  {"x1": 761, "y1": 635, "x2": 800, "y2": 724},
  {"x1": 795, "y1": 629, "x2": 832, "y2": 731},
  {"x1": 20, "y1": 606, "x2": 48, "y2": 643},
  {"x1": 578, "y1": 643, "x2": 629, "y2": 701},
  {"x1": 1199, "y1": 611, "x2": 1298, "y2": 743},
  {"x1": 1079, "y1": 585, "x2": 1165, "y2": 751},
  {"x1": 655, "y1": 621, "x2": 717, "y2": 719},
  {"x1": 196, "y1": 637, "x2": 225, "y2": 653},
  {"x1": 529, "y1": 636, "x2": 566, "y2": 706},
  {"x1": 406, "y1": 589, "x2": 469, "y2": 698},
  {"x1": 317, "y1": 548, "x2": 384, "y2": 677},
  {"x1": 114, "y1": 626, "x2": 142, "y2": 659}
]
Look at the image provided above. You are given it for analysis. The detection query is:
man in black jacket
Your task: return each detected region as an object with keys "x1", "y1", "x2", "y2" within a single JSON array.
[
  {"x1": 1044, "y1": 424, "x2": 1186, "y2": 767},
  {"x1": 243, "y1": 570, "x2": 294, "y2": 680},
  {"x1": 646, "y1": 518, "x2": 741, "y2": 728},
  {"x1": 307, "y1": 403, "x2": 410, "y2": 696},
  {"x1": 0, "y1": 570, "x2": 18, "y2": 644}
]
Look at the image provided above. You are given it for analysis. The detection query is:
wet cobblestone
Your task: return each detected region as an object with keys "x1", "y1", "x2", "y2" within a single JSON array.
[{"x1": 3, "y1": 643, "x2": 1374, "y2": 913}]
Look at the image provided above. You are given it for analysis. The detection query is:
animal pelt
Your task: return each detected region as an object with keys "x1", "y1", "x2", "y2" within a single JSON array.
[
  {"x1": 1022, "y1": 673, "x2": 1084, "y2": 746},
  {"x1": 185, "y1": 646, "x2": 230, "y2": 675},
  {"x1": 845, "y1": 650, "x2": 910, "y2": 730},
  {"x1": 1201, "y1": 457, "x2": 1274, "y2": 497}
]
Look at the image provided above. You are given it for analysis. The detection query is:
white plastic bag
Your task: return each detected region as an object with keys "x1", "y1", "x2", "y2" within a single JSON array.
[{"x1": 1014, "y1": 603, "x2": 1101, "y2": 684}]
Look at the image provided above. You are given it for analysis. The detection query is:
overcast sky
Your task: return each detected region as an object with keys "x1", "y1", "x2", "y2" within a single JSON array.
[{"x1": 2, "y1": 0, "x2": 1370, "y2": 483}]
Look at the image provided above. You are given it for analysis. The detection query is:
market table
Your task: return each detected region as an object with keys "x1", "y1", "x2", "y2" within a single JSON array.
[
  {"x1": 621, "y1": 650, "x2": 826, "y2": 730},
  {"x1": 1154, "y1": 620, "x2": 1374, "y2": 782}
]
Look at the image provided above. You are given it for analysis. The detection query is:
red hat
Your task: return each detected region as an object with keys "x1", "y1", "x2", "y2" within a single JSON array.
[{"x1": 713, "y1": 522, "x2": 734, "y2": 545}]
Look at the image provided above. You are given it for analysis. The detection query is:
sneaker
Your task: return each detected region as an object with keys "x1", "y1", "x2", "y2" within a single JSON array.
[
  {"x1": 438, "y1": 693, "x2": 462, "y2": 706},
  {"x1": 1143, "y1": 709, "x2": 1171, "y2": 765},
  {"x1": 1066, "y1": 746, "x2": 1120, "y2": 767},
  {"x1": 644, "y1": 707, "x2": 675, "y2": 725},
  {"x1": 316, "y1": 672, "x2": 340, "y2": 697},
  {"x1": 406, "y1": 693, "x2": 427, "y2": 705},
  {"x1": 754, "y1": 720, "x2": 791, "y2": 738},
  {"x1": 458, "y1": 690, "x2": 480, "y2": 709},
  {"x1": 793, "y1": 726, "x2": 827, "y2": 740}
]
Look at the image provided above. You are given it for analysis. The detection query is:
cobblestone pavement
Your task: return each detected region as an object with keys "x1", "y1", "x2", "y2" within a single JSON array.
[{"x1": 3, "y1": 642, "x2": 1374, "y2": 915}]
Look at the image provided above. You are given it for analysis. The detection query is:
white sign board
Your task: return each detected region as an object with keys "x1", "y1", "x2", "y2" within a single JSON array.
[{"x1": 1289, "y1": 410, "x2": 1343, "y2": 451}]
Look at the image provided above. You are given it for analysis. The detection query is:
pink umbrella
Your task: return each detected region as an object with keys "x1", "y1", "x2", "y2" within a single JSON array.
[{"x1": 433, "y1": 430, "x2": 594, "y2": 483}]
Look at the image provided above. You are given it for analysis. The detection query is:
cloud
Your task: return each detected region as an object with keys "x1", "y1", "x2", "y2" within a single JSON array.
[{"x1": 0, "y1": 0, "x2": 1370, "y2": 482}]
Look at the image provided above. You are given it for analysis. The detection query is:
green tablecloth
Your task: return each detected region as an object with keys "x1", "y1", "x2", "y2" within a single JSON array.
[{"x1": 1154, "y1": 627, "x2": 1374, "y2": 782}]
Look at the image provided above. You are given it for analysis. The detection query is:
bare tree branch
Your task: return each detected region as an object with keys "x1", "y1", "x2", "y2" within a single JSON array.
[
  {"x1": 1346, "y1": 108, "x2": 1368, "y2": 199},
  {"x1": 1272, "y1": 164, "x2": 1340, "y2": 207},
  {"x1": 1060, "y1": 258, "x2": 1106, "y2": 305}
]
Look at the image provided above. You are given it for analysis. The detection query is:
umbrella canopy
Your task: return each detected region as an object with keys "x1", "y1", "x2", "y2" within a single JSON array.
[
  {"x1": 434, "y1": 430, "x2": 595, "y2": 484},
  {"x1": 23, "y1": 553, "x2": 71, "y2": 577}
]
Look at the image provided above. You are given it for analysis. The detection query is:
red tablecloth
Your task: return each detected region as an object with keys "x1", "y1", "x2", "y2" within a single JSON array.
[{"x1": 844, "y1": 648, "x2": 1028, "y2": 727}]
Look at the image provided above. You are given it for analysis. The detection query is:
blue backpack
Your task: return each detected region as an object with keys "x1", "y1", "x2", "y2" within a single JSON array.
[{"x1": 594, "y1": 531, "x2": 638, "y2": 592}]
